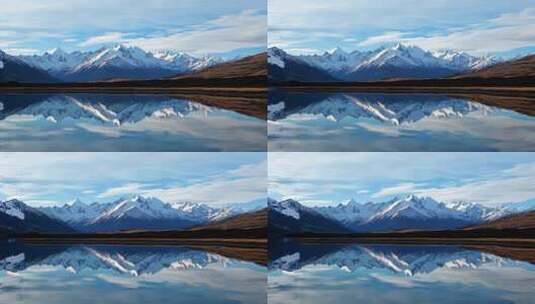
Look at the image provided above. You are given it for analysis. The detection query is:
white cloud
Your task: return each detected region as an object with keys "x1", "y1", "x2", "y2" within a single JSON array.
[
  {"x1": 395, "y1": 10, "x2": 535, "y2": 54},
  {"x1": 0, "y1": 1, "x2": 265, "y2": 55},
  {"x1": 97, "y1": 183, "x2": 148, "y2": 199},
  {"x1": 142, "y1": 160, "x2": 267, "y2": 206},
  {"x1": 269, "y1": 153, "x2": 535, "y2": 207},
  {"x1": 128, "y1": 10, "x2": 266, "y2": 54},
  {"x1": 372, "y1": 183, "x2": 422, "y2": 199},
  {"x1": 359, "y1": 32, "x2": 408, "y2": 47},
  {"x1": 79, "y1": 32, "x2": 126, "y2": 47},
  {"x1": 0, "y1": 153, "x2": 266, "y2": 207},
  {"x1": 413, "y1": 168, "x2": 535, "y2": 206},
  {"x1": 269, "y1": 1, "x2": 535, "y2": 55},
  {"x1": 75, "y1": 10, "x2": 266, "y2": 53}
]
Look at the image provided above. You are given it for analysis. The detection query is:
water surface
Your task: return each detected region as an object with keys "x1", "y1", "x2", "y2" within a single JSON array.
[
  {"x1": 269, "y1": 241, "x2": 535, "y2": 304},
  {"x1": 0, "y1": 243, "x2": 266, "y2": 304},
  {"x1": 268, "y1": 90, "x2": 535, "y2": 151},
  {"x1": 0, "y1": 93, "x2": 266, "y2": 151}
]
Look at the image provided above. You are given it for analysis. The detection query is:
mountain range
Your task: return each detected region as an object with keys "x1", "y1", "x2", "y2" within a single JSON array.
[
  {"x1": 268, "y1": 195, "x2": 535, "y2": 234},
  {"x1": 0, "y1": 196, "x2": 266, "y2": 233},
  {"x1": 268, "y1": 44, "x2": 500, "y2": 81},
  {"x1": 1, "y1": 44, "x2": 224, "y2": 83}
]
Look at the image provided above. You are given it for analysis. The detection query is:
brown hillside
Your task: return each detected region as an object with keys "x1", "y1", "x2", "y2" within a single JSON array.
[
  {"x1": 465, "y1": 210, "x2": 535, "y2": 230},
  {"x1": 173, "y1": 53, "x2": 266, "y2": 80},
  {"x1": 454, "y1": 54, "x2": 535, "y2": 79}
]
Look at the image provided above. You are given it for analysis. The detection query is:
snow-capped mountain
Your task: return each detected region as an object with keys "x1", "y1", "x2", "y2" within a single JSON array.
[
  {"x1": 446, "y1": 201, "x2": 504, "y2": 222},
  {"x1": 82, "y1": 195, "x2": 202, "y2": 232},
  {"x1": 0, "y1": 199, "x2": 74, "y2": 233},
  {"x1": 276, "y1": 195, "x2": 535, "y2": 233},
  {"x1": 17, "y1": 44, "x2": 222, "y2": 82},
  {"x1": 0, "y1": 49, "x2": 57, "y2": 83},
  {"x1": 268, "y1": 93, "x2": 494, "y2": 125},
  {"x1": 19, "y1": 48, "x2": 88, "y2": 76},
  {"x1": 269, "y1": 44, "x2": 499, "y2": 81},
  {"x1": 268, "y1": 47, "x2": 338, "y2": 81},
  {"x1": 0, "y1": 199, "x2": 27, "y2": 220},
  {"x1": 39, "y1": 198, "x2": 109, "y2": 229},
  {"x1": 38, "y1": 195, "x2": 266, "y2": 232},
  {"x1": 153, "y1": 50, "x2": 222, "y2": 72},
  {"x1": 174, "y1": 198, "x2": 267, "y2": 222},
  {"x1": 359, "y1": 195, "x2": 475, "y2": 231},
  {"x1": 40, "y1": 195, "x2": 204, "y2": 232},
  {"x1": 171, "y1": 202, "x2": 224, "y2": 222},
  {"x1": 433, "y1": 50, "x2": 498, "y2": 71},
  {"x1": 268, "y1": 198, "x2": 350, "y2": 234},
  {"x1": 313, "y1": 195, "x2": 475, "y2": 231}
]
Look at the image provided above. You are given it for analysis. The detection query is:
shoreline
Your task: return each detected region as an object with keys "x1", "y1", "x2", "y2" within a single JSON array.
[
  {"x1": 294, "y1": 237, "x2": 535, "y2": 248},
  {"x1": 273, "y1": 85, "x2": 535, "y2": 96},
  {"x1": 13, "y1": 237, "x2": 267, "y2": 265},
  {"x1": 0, "y1": 86, "x2": 266, "y2": 94},
  {"x1": 0, "y1": 87, "x2": 267, "y2": 119}
]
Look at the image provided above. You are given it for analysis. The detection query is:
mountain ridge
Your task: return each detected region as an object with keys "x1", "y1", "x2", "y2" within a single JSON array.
[
  {"x1": 269, "y1": 195, "x2": 534, "y2": 233},
  {"x1": 1, "y1": 196, "x2": 265, "y2": 233},
  {"x1": 10, "y1": 44, "x2": 225, "y2": 82},
  {"x1": 268, "y1": 44, "x2": 501, "y2": 81}
]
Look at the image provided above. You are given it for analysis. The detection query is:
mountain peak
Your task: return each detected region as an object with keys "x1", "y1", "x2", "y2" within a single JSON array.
[
  {"x1": 404, "y1": 194, "x2": 416, "y2": 200},
  {"x1": 345, "y1": 198, "x2": 359, "y2": 206},
  {"x1": 69, "y1": 198, "x2": 85, "y2": 207},
  {"x1": 330, "y1": 47, "x2": 347, "y2": 56},
  {"x1": 0, "y1": 199, "x2": 27, "y2": 220},
  {"x1": 391, "y1": 43, "x2": 418, "y2": 51},
  {"x1": 112, "y1": 44, "x2": 128, "y2": 51},
  {"x1": 48, "y1": 48, "x2": 67, "y2": 56}
]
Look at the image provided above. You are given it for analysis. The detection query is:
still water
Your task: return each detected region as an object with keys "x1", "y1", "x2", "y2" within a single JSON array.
[
  {"x1": 0, "y1": 93, "x2": 266, "y2": 151},
  {"x1": 269, "y1": 242, "x2": 535, "y2": 304},
  {"x1": 0, "y1": 243, "x2": 266, "y2": 304},
  {"x1": 268, "y1": 90, "x2": 535, "y2": 151}
]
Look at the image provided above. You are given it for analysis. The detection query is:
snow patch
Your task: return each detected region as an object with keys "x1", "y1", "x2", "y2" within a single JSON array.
[
  {"x1": 268, "y1": 55, "x2": 285, "y2": 68},
  {"x1": 0, "y1": 201, "x2": 25, "y2": 220}
]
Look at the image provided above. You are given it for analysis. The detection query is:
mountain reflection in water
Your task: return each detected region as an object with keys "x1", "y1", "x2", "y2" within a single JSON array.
[
  {"x1": 0, "y1": 93, "x2": 266, "y2": 152},
  {"x1": 268, "y1": 241, "x2": 535, "y2": 304},
  {"x1": 0, "y1": 243, "x2": 266, "y2": 304},
  {"x1": 268, "y1": 91, "x2": 535, "y2": 152}
]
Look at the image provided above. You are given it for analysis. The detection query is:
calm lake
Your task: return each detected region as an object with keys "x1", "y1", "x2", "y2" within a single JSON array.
[
  {"x1": 0, "y1": 243, "x2": 267, "y2": 304},
  {"x1": 268, "y1": 90, "x2": 535, "y2": 151},
  {"x1": 269, "y1": 241, "x2": 535, "y2": 304},
  {"x1": 0, "y1": 93, "x2": 266, "y2": 151}
]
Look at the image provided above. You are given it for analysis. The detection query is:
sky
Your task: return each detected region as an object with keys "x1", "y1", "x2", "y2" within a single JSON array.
[
  {"x1": 269, "y1": 0, "x2": 535, "y2": 57},
  {"x1": 269, "y1": 153, "x2": 535, "y2": 207},
  {"x1": 0, "y1": 0, "x2": 266, "y2": 57},
  {"x1": 0, "y1": 152, "x2": 266, "y2": 207}
]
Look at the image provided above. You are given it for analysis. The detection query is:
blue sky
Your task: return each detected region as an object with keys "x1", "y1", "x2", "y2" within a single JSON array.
[
  {"x1": 0, "y1": 152, "x2": 266, "y2": 207},
  {"x1": 269, "y1": 153, "x2": 535, "y2": 207},
  {"x1": 0, "y1": 0, "x2": 266, "y2": 57},
  {"x1": 269, "y1": 0, "x2": 535, "y2": 57}
]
